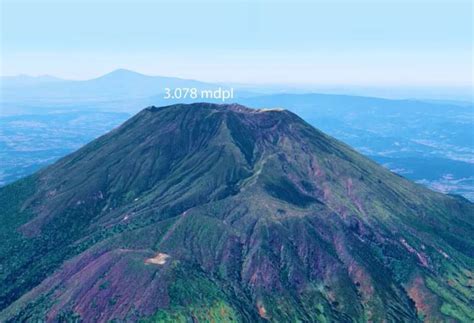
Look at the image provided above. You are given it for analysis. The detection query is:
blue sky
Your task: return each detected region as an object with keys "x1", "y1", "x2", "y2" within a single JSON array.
[{"x1": 1, "y1": 0, "x2": 472, "y2": 87}]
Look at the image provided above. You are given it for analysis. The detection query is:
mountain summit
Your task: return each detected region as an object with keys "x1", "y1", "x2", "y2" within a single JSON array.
[{"x1": 1, "y1": 103, "x2": 473, "y2": 322}]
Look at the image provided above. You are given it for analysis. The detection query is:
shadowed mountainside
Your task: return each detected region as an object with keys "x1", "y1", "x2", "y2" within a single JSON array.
[{"x1": 0, "y1": 103, "x2": 473, "y2": 322}]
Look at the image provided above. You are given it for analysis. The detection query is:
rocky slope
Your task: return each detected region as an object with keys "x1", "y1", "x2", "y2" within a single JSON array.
[{"x1": 0, "y1": 103, "x2": 473, "y2": 322}]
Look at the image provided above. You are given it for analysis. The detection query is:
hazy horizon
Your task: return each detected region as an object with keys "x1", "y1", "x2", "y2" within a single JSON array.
[
  {"x1": 2, "y1": 67, "x2": 473, "y2": 102},
  {"x1": 1, "y1": 0, "x2": 472, "y2": 89}
]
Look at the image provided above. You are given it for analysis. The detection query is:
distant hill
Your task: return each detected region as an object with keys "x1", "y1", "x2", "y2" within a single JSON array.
[
  {"x1": 1, "y1": 103, "x2": 472, "y2": 322},
  {"x1": 0, "y1": 74, "x2": 64, "y2": 87},
  {"x1": 238, "y1": 92, "x2": 472, "y2": 113},
  {"x1": 0, "y1": 69, "x2": 222, "y2": 101}
]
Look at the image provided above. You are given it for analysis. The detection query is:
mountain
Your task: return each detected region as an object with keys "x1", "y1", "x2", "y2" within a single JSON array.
[
  {"x1": 2, "y1": 91, "x2": 472, "y2": 201},
  {"x1": 77, "y1": 69, "x2": 220, "y2": 98},
  {"x1": 238, "y1": 93, "x2": 474, "y2": 200},
  {"x1": 0, "y1": 69, "x2": 222, "y2": 102},
  {"x1": 0, "y1": 103, "x2": 473, "y2": 322}
]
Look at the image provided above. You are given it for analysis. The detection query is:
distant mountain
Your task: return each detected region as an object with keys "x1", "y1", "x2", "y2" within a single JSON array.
[
  {"x1": 0, "y1": 69, "x2": 223, "y2": 102},
  {"x1": 0, "y1": 103, "x2": 472, "y2": 322},
  {"x1": 80, "y1": 69, "x2": 220, "y2": 98}
]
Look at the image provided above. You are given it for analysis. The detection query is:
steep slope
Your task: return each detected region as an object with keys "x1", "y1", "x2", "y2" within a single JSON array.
[{"x1": 0, "y1": 103, "x2": 473, "y2": 322}]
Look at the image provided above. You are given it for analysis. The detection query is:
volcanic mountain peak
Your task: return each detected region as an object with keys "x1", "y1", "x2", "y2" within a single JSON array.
[
  {"x1": 0, "y1": 103, "x2": 473, "y2": 322},
  {"x1": 144, "y1": 102, "x2": 288, "y2": 115}
]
